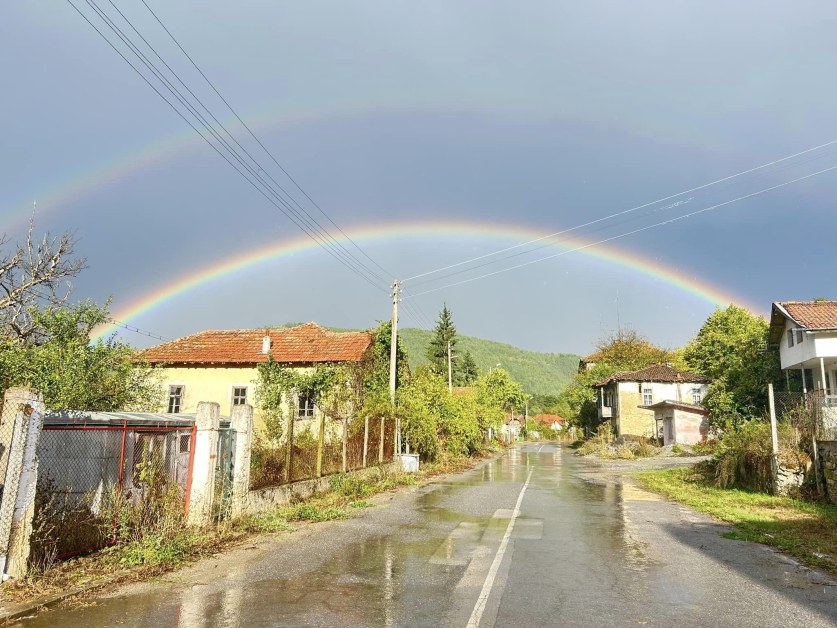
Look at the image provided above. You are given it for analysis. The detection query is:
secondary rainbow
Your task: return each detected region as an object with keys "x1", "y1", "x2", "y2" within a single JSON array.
[{"x1": 91, "y1": 219, "x2": 757, "y2": 341}]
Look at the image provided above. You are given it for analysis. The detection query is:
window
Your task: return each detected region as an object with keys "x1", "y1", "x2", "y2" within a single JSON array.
[
  {"x1": 692, "y1": 388, "x2": 703, "y2": 405},
  {"x1": 603, "y1": 390, "x2": 613, "y2": 407},
  {"x1": 179, "y1": 434, "x2": 191, "y2": 454},
  {"x1": 787, "y1": 329, "x2": 795, "y2": 348},
  {"x1": 642, "y1": 385, "x2": 653, "y2": 406},
  {"x1": 297, "y1": 392, "x2": 315, "y2": 419},
  {"x1": 232, "y1": 386, "x2": 248, "y2": 406},
  {"x1": 796, "y1": 329, "x2": 804, "y2": 344},
  {"x1": 167, "y1": 385, "x2": 184, "y2": 413}
]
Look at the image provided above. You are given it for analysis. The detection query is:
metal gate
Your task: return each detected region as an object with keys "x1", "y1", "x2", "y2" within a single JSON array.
[{"x1": 213, "y1": 426, "x2": 235, "y2": 522}]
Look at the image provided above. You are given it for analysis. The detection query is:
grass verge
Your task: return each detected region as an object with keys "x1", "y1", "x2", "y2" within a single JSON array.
[{"x1": 636, "y1": 464, "x2": 837, "y2": 576}]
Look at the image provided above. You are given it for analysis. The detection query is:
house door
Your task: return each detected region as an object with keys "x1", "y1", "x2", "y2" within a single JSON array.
[{"x1": 663, "y1": 417, "x2": 675, "y2": 445}]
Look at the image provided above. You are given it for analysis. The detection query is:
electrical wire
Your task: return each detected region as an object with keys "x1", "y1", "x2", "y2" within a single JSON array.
[
  {"x1": 404, "y1": 163, "x2": 837, "y2": 299},
  {"x1": 85, "y1": 0, "x2": 389, "y2": 290},
  {"x1": 402, "y1": 137, "x2": 837, "y2": 284},
  {"x1": 138, "y1": 0, "x2": 394, "y2": 282},
  {"x1": 105, "y1": 0, "x2": 391, "y2": 287},
  {"x1": 68, "y1": 0, "x2": 388, "y2": 292}
]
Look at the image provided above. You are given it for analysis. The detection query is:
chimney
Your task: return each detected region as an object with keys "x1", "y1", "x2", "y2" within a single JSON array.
[{"x1": 262, "y1": 335, "x2": 272, "y2": 354}]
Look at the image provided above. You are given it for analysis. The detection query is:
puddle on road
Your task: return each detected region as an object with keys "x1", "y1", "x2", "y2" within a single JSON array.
[{"x1": 20, "y1": 445, "x2": 666, "y2": 627}]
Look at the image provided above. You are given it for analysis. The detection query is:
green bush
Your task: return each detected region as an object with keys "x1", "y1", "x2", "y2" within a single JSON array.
[{"x1": 712, "y1": 421, "x2": 801, "y2": 491}]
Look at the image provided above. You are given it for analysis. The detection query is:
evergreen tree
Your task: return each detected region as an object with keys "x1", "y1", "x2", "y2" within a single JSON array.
[
  {"x1": 426, "y1": 304, "x2": 458, "y2": 376},
  {"x1": 460, "y1": 350, "x2": 479, "y2": 385}
]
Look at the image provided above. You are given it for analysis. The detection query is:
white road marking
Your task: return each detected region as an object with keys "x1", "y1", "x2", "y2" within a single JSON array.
[
  {"x1": 465, "y1": 467, "x2": 534, "y2": 628},
  {"x1": 537, "y1": 444, "x2": 544, "y2": 453}
]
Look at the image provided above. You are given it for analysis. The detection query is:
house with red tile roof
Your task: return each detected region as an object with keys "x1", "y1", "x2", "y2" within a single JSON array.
[
  {"x1": 140, "y1": 323, "x2": 373, "y2": 430},
  {"x1": 532, "y1": 414, "x2": 566, "y2": 431},
  {"x1": 769, "y1": 301, "x2": 837, "y2": 399},
  {"x1": 592, "y1": 364, "x2": 710, "y2": 440}
]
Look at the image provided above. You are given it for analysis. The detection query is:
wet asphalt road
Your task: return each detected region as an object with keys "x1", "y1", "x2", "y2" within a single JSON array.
[{"x1": 18, "y1": 443, "x2": 837, "y2": 627}]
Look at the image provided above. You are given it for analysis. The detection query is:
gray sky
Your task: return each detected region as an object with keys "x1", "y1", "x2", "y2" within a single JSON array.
[{"x1": 2, "y1": 1, "x2": 836, "y2": 355}]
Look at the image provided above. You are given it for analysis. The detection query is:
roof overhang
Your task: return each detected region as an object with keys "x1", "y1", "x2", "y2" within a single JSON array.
[{"x1": 638, "y1": 400, "x2": 708, "y2": 415}]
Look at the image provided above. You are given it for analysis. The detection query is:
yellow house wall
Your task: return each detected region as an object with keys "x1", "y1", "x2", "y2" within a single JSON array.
[
  {"x1": 159, "y1": 365, "x2": 342, "y2": 439},
  {"x1": 159, "y1": 365, "x2": 262, "y2": 424}
]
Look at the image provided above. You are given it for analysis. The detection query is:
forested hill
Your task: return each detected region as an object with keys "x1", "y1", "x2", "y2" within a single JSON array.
[{"x1": 398, "y1": 328, "x2": 579, "y2": 396}]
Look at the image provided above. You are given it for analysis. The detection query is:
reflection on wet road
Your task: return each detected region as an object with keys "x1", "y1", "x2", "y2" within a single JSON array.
[{"x1": 18, "y1": 444, "x2": 837, "y2": 627}]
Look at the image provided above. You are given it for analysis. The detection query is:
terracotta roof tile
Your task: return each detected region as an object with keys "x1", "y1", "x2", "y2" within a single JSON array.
[
  {"x1": 533, "y1": 414, "x2": 566, "y2": 425},
  {"x1": 777, "y1": 301, "x2": 837, "y2": 330},
  {"x1": 593, "y1": 364, "x2": 710, "y2": 387},
  {"x1": 140, "y1": 322, "x2": 372, "y2": 365}
]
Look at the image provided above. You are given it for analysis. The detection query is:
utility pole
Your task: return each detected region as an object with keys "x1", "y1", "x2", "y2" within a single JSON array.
[
  {"x1": 448, "y1": 340, "x2": 453, "y2": 393},
  {"x1": 388, "y1": 280, "x2": 400, "y2": 461}
]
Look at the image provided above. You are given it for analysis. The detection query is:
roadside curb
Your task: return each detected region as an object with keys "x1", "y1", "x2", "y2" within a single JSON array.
[{"x1": 0, "y1": 581, "x2": 110, "y2": 624}]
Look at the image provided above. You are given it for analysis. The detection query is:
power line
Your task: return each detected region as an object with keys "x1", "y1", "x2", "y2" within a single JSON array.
[
  {"x1": 406, "y1": 197, "x2": 696, "y2": 289},
  {"x1": 402, "y1": 137, "x2": 837, "y2": 284},
  {"x1": 404, "y1": 163, "x2": 837, "y2": 299},
  {"x1": 85, "y1": 0, "x2": 389, "y2": 290},
  {"x1": 68, "y1": 0, "x2": 388, "y2": 292},
  {"x1": 105, "y1": 319, "x2": 169, "y2": 342},
  {"x1": 138, "y1": 0, "x2": 394, "y2": 282},
  {"x1": 104, "y1": 0, "x2": 391, "y2": 287}
]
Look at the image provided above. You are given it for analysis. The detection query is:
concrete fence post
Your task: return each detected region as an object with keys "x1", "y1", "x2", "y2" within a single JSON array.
[
  {"x1": 230, "y1": 404, "x2": 253, "y2": 517},
  {"x1": 186, "y1": 402, "x2": 220, "y2": 527},
  {"x1": 0, "y1": 387, "x2": 45, "y2": 578}
]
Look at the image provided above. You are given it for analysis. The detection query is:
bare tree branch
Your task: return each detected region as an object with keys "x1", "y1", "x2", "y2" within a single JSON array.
[{"x1": 0, "y1": 219, "x2": 87, "y2": 343}]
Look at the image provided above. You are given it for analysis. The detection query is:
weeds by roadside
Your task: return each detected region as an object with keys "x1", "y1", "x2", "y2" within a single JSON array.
[{"x1": 636, "y1": 465, "x2": 837, "y2": 576}]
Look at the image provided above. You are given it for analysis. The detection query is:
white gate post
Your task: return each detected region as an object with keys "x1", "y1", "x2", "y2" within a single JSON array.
[
  {"x1": 0, "y1": 387, "x2": 45, "y2": 578},
  {"x1": 230, "y1": 404, "x2": 253, "y2": 517},
  {"x1": 186, "y1": 402, "x2": 220, "y2": 526}
]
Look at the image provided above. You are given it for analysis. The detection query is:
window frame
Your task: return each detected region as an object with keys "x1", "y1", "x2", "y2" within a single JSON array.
[
  {"x1": 691, "y1": 387, "x2": 703, "y2": 405},
  {"x1": 167, "y1": 384, "x2": 184, "y2": 414},
  {"x1": 603, "y1": 389, "x2": 613, "y2": 408},
  {"x1": 296, "y1": 392, "x2": 316, "y2": 419},
  {"x1": 642, "y1": 385, "x2": 653, "y2": 406},
  {"x1": 787, "y1": 329, "x2": 795, "y2": 348},
  {"x1": 231, "y1": 385, "x2": 249, "y2": 407},
  {"x1": 796, "y1": 329, "x2": 804, "y2": 344}
]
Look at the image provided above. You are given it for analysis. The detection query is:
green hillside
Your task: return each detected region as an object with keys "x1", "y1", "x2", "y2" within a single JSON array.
[{"x1": 398, "y1": 328, "x2": 579, "y2": 396}]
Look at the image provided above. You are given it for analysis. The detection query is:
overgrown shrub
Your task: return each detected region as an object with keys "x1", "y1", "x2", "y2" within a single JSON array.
[{"x1": 712, "y1": 421, "x2": 803, "y2": 491}]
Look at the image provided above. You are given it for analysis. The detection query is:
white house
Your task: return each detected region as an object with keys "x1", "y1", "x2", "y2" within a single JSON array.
[
  {"x1": 593, "y1": 364, "x2": 710, "y2": 439},
  {"x1": 769, "y1": 300, "x2": 837, "y2": 417}
]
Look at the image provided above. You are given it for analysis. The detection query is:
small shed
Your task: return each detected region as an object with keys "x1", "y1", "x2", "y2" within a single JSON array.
[{"x1": 639, "y1": 400, "x2": 708, "y2": 445}]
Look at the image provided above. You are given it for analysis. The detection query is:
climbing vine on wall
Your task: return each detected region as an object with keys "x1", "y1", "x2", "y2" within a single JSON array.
[{"x1": 255, "y1": 357, "x2": 337, "y2": 442}]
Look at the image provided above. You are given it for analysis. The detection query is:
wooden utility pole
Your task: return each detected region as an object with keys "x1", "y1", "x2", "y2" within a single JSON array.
[
  {"x1": 768, "y1": 383, "x2": 779, "y2": 494},
  {"x1": 384, "y1": 280, "x2": 400, "y2": 462}
]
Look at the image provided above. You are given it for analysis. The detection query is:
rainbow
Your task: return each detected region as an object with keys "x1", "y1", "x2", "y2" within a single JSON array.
[
  {"x1": 91, "y1": 219, "x2": 758, "y2": 341},
  {"x1": 3, "y1": 103, "x2": 724, "y2": 238}
]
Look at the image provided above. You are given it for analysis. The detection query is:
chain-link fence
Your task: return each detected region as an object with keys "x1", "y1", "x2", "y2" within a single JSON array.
[
  {"x1": 0, "y1": 396, "x2": 29, "y2": 571},
  {"x1": 250, "y1": 415, "x2": 395, "y2": 491},
  {"x1": 31, "y1": 415, "x2": 195, "y2": 568},
  {"x1": 775, "y1": 390, "x2": 837, "y2": 441}
]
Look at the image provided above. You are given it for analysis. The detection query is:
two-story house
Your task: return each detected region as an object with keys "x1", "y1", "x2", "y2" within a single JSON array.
[
  {"x1": 593, "y1": 364, "x2": 710, "y2": 439},
  {"x1": 769, "y1": 301, "x2": 837, "y2": 396},
  {"x1": 140, "y1": 322, "x2": 373, "y2": 433},
  {"x1": 768, "y1": 301, "x2": 837, "y2": 437}
]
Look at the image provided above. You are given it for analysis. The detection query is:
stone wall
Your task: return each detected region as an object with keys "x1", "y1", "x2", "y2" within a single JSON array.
[
  {"x1": 818, "y1": 440, "x2": 837, "y2": 504},
  {"x1": 616, "y1": 384, "x2": 655, "y2": 437}
]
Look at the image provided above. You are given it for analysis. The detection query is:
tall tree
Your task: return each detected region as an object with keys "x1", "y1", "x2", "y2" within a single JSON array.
[
  {"x1": 683, "y1": 305, "x2": 780, "y2": 430},
  {"x1": 426, "y1": 304, "x2": 458, "y2": 376},
  {"x1": 460, "y1": 350, "x2": 479, "y2": 385}
]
